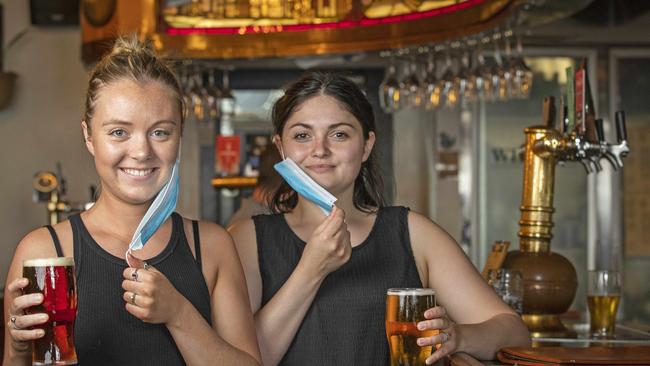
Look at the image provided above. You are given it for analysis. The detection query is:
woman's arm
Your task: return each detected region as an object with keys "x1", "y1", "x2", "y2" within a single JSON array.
[
  {"x1": 122, "y1": 222, "x2": 261, "y2": 366},
  {"x1": 407, "y1": 211, "x2": 530, "y2": 363},
  {"x1": 229, "y1": 207, "x2": 350, "y2": 366}
]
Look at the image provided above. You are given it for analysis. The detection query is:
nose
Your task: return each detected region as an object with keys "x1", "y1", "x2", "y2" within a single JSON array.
[
  {"x1": 130, "y1": 134, "x2": 153, "y2": 161},
  {"x1": 311, "y1": 135, "x2": 330, "y2": 158}
]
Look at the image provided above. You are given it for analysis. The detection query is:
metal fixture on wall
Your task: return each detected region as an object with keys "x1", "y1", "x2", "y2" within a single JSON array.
[
  {"x1": 0, "y1": 4, "x2": 17, "y2": 111},
  {"x1": 32, "y1": 164, "x2": 96, "y2": 225}
]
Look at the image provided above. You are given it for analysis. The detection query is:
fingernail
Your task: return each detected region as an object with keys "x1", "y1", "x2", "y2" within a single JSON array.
[
  {"x1": 417, "y1": 322, "x2": 425, "y2": 330},
  {"x1": 40, "y1": 314, "x2": 49, "y2": 321},
  {"x1": 37, "y1": 330, "x2": 45, "y2": 337},
  {"x1": 417, "y1": 338, "x2": 424, "y2": 346},
  {"x1": 425, "y1": 358, "x2": 432, "y2": 365}
]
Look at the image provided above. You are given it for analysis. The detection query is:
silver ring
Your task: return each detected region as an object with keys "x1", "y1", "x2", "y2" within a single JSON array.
[
  {"x1": 10, "y1": 315, "x2": 19, "y2": 329},
  {"x1": 442, "y1": 332, "x2": 450, "y2": 343},
  {"x1": 143, "y1": 262, "x2": 150, "y2": 270},
  {"x1": 130, "y1": 292, "x2": 137, "y2": 305},
  {"x1": 131, "y1": 268, "x2": 139, "y2": 282}
]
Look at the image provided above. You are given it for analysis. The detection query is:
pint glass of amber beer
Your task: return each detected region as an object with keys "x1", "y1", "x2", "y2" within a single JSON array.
[
  {"x1": 23, "y1": 257, "x2": 77, "y2": 365},
  {"x1": 385, "y1": 288, "x2": 437, "y2": 366},
  {"x1": 587, "y1": 270, "x2": 621, "y2": 339}
]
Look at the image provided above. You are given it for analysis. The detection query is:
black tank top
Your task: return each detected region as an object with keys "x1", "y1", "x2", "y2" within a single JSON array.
[
  {"x1": 46, "y1": 213, "x2": 212, "y2": 366},
  {"x1": 255, "y1": 206, "x2": 423, "y2": 366}
]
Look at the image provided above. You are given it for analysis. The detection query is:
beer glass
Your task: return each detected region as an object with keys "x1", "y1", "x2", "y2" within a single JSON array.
[
  {"x1": 587, "y1": 270, "x2": 621, "y2": 338},
  {"x1": 385, "y1": 288, "x2": 437, "y2": 366},
  {"x1": 23, "y1": 257, "x2": 77, "y2": 365}
]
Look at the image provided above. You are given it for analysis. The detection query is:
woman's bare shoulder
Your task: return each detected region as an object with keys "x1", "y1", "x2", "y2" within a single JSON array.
[{"x1": 15, "y1": 220, "x2": 73, "y2": 260}]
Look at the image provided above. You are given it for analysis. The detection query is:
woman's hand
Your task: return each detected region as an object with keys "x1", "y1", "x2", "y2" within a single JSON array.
[
  {"x1": 122, "y1": 265, "x2": 187, "y2": 327},
  {"x1": 417, "y1": 306, "x2": 459, "y2": 365},
  {"x1": 6, "y1": 277, "x2": 48, "y2": 353},
  {"x1": 298, "y1": 206, "x2": 351, "y2": 279}
]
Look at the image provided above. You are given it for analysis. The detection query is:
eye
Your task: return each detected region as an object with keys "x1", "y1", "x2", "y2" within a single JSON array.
[
  {"x1": 151, "y1": 129, "x2": 171, "y2": 138},
  {"x1": 332, "y1": 131, "x2": 349, "y2": 140},
  {"x1": 293, "y1": 132, "x2": 310, "y2": 141},
  {"x1": 109, "y1": 129, "x2": 127, "y2": 138}
]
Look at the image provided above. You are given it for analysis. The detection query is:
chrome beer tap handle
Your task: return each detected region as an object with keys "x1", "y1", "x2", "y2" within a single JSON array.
[
  {"x1": 587, "y1": 155, "x2": 603, "y2": 172},
  {"x1": 579, "y1": 159, "x2": 593, "y2": 174},
  {"x1": 598, "y1": 112, "x2": 630, "y2": 170},
  {"x1": 604, "y1": 141, "x2": 629, "y2": 170}
]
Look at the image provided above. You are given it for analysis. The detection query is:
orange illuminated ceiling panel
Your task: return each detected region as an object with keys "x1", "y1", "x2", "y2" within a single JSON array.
[
  {"x1": 163, "y1": 0, "x2": 481, "y2": 34},
  {"x1": 81, "y1": 0, "x2": 515, "y2": 61}
]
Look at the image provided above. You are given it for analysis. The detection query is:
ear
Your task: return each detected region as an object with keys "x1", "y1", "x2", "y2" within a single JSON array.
[
  {"x1": 272, "y1": 134, "x2": 285, "y2": 160},
  {"x1": 362, "y1": 131, "x2": 376, "y2": 163},
  {"x1": 81, "y1": 121, "x2": 95, "y2": 156}
]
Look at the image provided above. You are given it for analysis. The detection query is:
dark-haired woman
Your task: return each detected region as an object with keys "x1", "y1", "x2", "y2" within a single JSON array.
[{"x1": 229, "y1": 72, "x2": 529, "y2": 366}]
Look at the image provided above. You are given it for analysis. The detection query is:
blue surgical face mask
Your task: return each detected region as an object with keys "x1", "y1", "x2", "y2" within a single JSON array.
[
  {"x1": 274, "y1": 157, "x2": 337, "y2": 216},
  {"x1": 126, "y1": 149, "x2": 181, "y2": 266}
]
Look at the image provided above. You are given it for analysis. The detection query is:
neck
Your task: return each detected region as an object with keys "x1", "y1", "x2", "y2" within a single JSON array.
[
  {"x1": 290, "y1": 185, "x2": 363, "y2": 224},
  {"x1": 83, "y1": 192, "x2": 153, "y2": 237}
]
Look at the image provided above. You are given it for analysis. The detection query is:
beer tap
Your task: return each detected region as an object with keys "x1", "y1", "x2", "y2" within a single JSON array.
[
  {"x1": 532, "y1": 97, "x2": 629, "y2": 174},
  {"x1": 503, "y1": 96, "x2": 630, "y2": 338}
]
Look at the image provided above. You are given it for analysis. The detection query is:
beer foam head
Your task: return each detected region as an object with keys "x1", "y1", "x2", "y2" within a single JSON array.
[
  {"x1": 387, "y1": 288, "x2": 435, "y2": 296},
  {"x1": 23, "y1": 257, "x2": 74, "y2": 267}
]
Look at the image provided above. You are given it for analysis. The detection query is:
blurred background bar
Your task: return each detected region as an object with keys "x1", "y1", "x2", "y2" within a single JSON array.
[{"x1": 1, "y1": 0, "x2": 650, "y2": 356}]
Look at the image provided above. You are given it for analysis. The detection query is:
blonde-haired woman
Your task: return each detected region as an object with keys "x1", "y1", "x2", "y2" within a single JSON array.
[{"x1": 4, "y1": 37, "x2": 261, "y2": 365}]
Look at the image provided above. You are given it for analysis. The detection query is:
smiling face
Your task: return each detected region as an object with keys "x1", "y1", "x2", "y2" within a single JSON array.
[
  {"x1": 83, "y1": 79, "x2": 181, "y2": 206},
  {"x1": 275, "y1": 94, "x2": 375, "y2": 198}
]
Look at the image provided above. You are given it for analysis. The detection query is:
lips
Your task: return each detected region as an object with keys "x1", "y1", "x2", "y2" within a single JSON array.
[
  {"x1": 306, "y1": 164, "x2": 335, "y2": 173},
  {"x1": 121, "y1": 168, "x2": 156, "y2": 177}
]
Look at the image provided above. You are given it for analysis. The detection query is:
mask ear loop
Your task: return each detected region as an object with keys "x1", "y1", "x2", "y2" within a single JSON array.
[{"x1": 273, "y1": 135, "x2": 286, "y2": 160}]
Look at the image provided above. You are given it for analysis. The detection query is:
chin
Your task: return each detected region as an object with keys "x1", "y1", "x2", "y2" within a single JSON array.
[{"x1": 119, "y1": 189, "x2": 159, "y2": 205}]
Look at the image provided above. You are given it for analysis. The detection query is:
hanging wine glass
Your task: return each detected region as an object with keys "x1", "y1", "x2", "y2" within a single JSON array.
[
  {"x1": 219, "y1": 68, "x2": 236, "y2": 116},
  {"x1": 189, "y1": 66, "x2": 208, "y2": 122},
  {"x1": 456, "y1": 50, "x2": 473, "y2": 104},
  {"x1": 205, "y1": 67, "x2": 223, "y2": 120},
  {"x1": 440, "y1": 52, "x2": 459, "y2": 108},
  {"x1": 465, "y1": 48, "x2": 482, "y2": 104},
  {"x1": 509, "y1": 35, "x2": 534, "y2": 99},
  {"x1": 493, "y1": 40, "x2": 509, "y2": 102},
  {"x1": 477, "y1": 40, "x2": 495, "y2": 102},
  {"x1": 379, "y1": 60, "x2": 400, "y2": 113},
  {"x1": 399, "y1": 57, "x2": 423, "y2": 108},
  {"x1": 423, "y1": 52, "x2": 441, "y2": 110},
  {"x1": 178, "y1": 65, "x2": 193, "y2": 119}
]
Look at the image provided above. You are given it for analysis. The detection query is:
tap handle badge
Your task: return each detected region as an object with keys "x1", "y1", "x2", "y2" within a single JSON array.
[
  {"x1": 615, "y1": 110, "x2": 627, "y2": 143},
  {"x1": 595, "y1": 118, "x2": 605, "y2": 143}
]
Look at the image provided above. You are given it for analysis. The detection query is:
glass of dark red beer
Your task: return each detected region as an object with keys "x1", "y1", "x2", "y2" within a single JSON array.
[{"x1": 23, "y1": 257, "x2": 77, "y2": 365}]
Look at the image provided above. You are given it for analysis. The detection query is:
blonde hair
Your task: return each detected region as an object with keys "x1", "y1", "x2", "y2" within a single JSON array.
[{"x1": 84, "y1": 36, "x2": 184, "y2": 130}]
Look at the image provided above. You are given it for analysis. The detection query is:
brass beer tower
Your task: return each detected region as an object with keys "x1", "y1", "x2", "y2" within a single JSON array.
[{"x1": 503, "y1": 97, "x2": 629, "y2": 337}]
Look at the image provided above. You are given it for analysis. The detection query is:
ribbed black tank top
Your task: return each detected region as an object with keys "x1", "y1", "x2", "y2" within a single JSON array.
[
  {"x1": 255, "y1": 206, "x2": 422, "y2": 366},
  {"x1": 48, "y1": 213, "x2": 212, "y2": 366}
]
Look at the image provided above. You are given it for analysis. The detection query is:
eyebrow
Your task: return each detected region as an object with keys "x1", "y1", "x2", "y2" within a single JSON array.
[
  {"x1": 101, "y1": 119, "x2": 178, "y2": 127},
  {"x1": 288, "y1": 122, "x2": 356, "y2": 130},
  {"x1": 101, "y1": 119, "x2": 132, "y2": 127}
]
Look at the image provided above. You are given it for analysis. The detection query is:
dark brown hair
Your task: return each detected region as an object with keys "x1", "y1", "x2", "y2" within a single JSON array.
[{"x1": 270, "y1": 72, "x2": 385, "y2": 213}]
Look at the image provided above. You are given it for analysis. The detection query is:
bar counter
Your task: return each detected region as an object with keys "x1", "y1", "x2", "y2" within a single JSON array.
[{"x1": 448, "y1": 321, "x2": 650, "y2": 366}]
